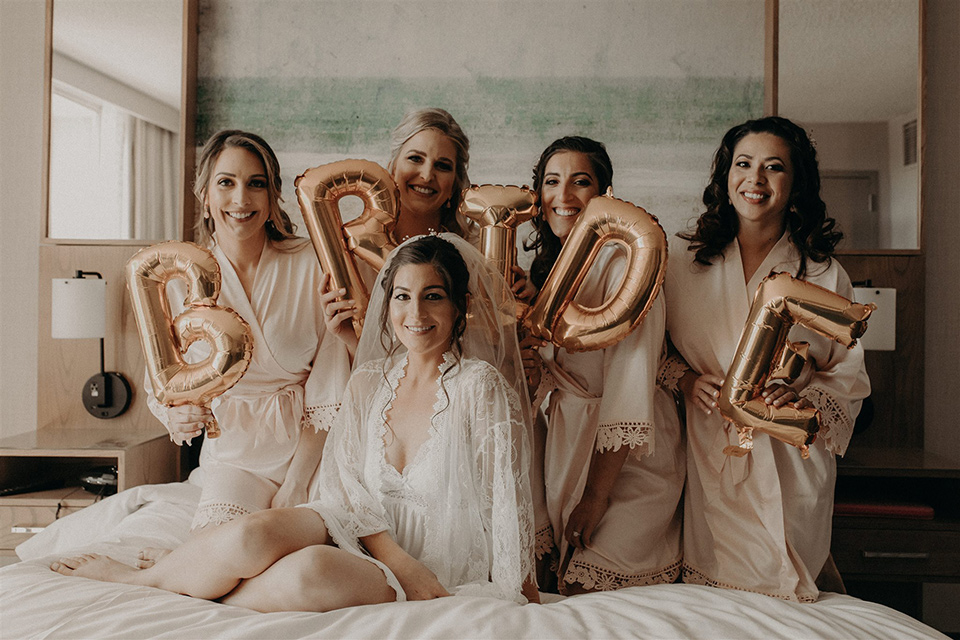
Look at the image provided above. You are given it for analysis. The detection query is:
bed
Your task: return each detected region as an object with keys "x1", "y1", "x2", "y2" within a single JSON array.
[{"x1": 2, "y1": 480, "x2": 946, "y2": 640}]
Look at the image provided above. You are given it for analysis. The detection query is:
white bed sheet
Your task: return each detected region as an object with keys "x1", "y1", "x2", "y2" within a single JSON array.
[{"x1": 2, "y1": 482, "x2": 946, "y2": 640}]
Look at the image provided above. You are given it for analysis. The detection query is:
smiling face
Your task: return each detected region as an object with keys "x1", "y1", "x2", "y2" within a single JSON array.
[
  {"x1": 540, "y1": 151, "x2": 601, "y2": 243},
  {"x1": 204, "y1": 146, "x2": 271, "y2": 247},
  {"x1": 392, "y1": 129, "x2": 458, "y2": 224},
  {"x1": 727, "y1": 132, "x2": 795, "y2": 231},
  {"x1": 389, "y1": 263, "x2": 458, "y2": 363}
]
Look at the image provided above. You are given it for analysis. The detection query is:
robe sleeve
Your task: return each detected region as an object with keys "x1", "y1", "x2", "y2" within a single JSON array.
[
  {"x1": 301, "y1": 327, "x2": 351, "y2": 432},
  {"x1": 531, "y1": 354, "x2": 558, "y2": 412},
  {"x1": 594, "y1": 252, "x2": 666, "y2": 460},
  {"x1": 301, "y1": 253, "x2": 351, "y2": 432},
  {"x1": 795, "y1": 263, "x2": 871, "y2": 456},
  {"x1": 311, "y1": 363, "x2": 391, "y2": 540},
  {"x1": 461, "y1": 364, "x2": 535, "y2": 604}
]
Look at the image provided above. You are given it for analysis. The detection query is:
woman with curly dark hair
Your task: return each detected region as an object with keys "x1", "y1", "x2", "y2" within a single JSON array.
[{"x1": 658, "y1": 117, "x2": 870, "y2": 602}]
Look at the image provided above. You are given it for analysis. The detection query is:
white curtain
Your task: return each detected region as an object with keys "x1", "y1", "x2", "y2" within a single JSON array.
[{"x1": 130, "y1": 120, "x2": 179, "y2": 240}]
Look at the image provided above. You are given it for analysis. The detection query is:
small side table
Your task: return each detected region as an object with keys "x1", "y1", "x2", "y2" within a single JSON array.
[{"x1": 0, "y1": 427, "x2": 178, "y2": 564}]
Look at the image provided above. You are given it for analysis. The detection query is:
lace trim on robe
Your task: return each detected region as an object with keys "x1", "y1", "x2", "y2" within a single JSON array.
[
  {"x1": 303, "y1": 402, "x2": 340, "y2": 432},
  {"x1": 468, "y1": 363, "x2": 536, "y2": 600},
  {"x1": 562, "y1": 557, "x2": 681, "y2": 592},
  {"x1": 535, "y1": 523, "x2": 556, "y2": 560},
  {"x1": 532, "y1": 363, "x2": 557, "y2": 410},
  {"x1": 191, "y1": 502, "x2": 251, "y2": 530},
  {"x1": 656, "y1": 353, "x2": 689, "y2": 392},
  {"x1": 801, "y1": 385, "x2": 854, "y2": 456},
  {"x1": 595, "y1": 421, "x2": 654, "y2": 459},
  {"x1": 681, "y1": 563, "x2": 818, "y2": 604}
]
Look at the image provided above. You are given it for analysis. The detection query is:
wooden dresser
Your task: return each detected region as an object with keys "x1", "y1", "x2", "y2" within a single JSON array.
[
  {"x1": 0, "y1": 427, "x2": 177, "y2": 565},
  {"x1": 833, "y1": 447, "x2": 960, "y2": 620}
]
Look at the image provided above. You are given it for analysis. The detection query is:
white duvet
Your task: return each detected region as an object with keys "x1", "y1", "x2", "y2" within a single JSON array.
[{"x1": 1, "y1": 482, "x2": 946, "y2": 640}]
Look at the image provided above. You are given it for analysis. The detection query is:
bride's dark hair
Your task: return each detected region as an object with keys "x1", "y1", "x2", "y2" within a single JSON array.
[{"x1": 377, "y1": 235, "x2": 469, "y2": 363}]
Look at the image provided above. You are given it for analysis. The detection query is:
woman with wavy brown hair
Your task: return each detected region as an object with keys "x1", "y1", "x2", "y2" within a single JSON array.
[{"x1": 659, "y1": 116, "x2": 870, "y2": 602}]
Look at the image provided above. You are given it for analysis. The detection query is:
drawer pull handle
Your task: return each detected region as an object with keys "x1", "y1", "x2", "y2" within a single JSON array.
[
  {"x1": 862, "y1": 551, "x2": 929, "y2": 560},
  {"x1": 11, "y1": 526, "x2": 45, "y2": 534}
]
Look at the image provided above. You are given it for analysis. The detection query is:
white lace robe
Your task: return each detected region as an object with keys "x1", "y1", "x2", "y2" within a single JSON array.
[
  {"x1": 664, "y1": 233, "x2": 870, "y2": 602},
  {"x1": 305, "y1": 354, "x2": 536, "y2": 604},
  {"x1": 147, "y1": 238, "x2": 351, "y2": 526},
  {"x1": 536, "y1": 244, "x2": 684, "y2": 590}
]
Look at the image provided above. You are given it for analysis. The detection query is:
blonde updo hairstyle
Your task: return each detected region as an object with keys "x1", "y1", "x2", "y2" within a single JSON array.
[
  {"x1": 386, "y1": 108, "x2": 472, "y2": 238},
  {"x1": 193, "y1": 129, "x2": 297, "y2": 246}
]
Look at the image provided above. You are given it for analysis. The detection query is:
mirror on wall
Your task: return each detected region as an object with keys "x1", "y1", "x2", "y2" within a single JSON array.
[
  {"x1": 778, "y1": 0, "x2": 921, "y2": 252},
  {"x1": 45, "y1": 0, "x2": 183, "y2": 242}
]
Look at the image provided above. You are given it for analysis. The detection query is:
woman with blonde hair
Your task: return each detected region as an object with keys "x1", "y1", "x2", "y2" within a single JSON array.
[{"x1": 321, "y1": 108, "x2": 478, "y2": 353}]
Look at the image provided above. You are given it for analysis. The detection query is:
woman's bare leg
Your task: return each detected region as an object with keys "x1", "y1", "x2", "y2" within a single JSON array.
[
  {"x1": 51, "y1": 508, "x2": 329, "y2": 600},
  {"x1": 221, "y1": 544, "x2": 396, "y2": 612},
  {"x1": 136, "y1": 512, "x2": 240, "y2": 568}
]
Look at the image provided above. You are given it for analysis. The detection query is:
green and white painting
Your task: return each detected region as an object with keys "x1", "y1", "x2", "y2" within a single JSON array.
[{"x1": 196, "y1": 0, "x2": 765, "y2": 244}]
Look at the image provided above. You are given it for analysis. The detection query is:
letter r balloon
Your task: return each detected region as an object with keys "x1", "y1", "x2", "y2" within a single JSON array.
[{"x1": 296, "y1": 160, "x2": 400, "y2": 337}]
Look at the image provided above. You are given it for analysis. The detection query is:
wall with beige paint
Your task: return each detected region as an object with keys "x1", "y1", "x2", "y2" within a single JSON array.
[{"x1": 0, "y1": 0, "x2": 44, "y2": 439}]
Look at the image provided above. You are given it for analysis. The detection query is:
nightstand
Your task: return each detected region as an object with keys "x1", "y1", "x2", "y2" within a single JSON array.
[
  {"x1": 832, "y1": 447, "x2": 960, "y2": 621},
  {"x1": 0, "y1": 427, "x2": 178, "y2": 565}
]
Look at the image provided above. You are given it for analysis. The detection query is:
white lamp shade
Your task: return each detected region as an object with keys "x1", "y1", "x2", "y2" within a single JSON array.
[{"x1": 51, "y1": 278, "x2": 106, "y2": 339}]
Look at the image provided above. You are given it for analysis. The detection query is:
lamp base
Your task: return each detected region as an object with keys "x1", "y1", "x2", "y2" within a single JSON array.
[{"x1": 82, "y1": 372, "x2": 132, "y2": 419}]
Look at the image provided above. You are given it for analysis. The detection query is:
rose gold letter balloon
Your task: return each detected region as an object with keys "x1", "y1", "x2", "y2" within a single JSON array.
[
  {"x1": 125, "y1": 241, "x2": 254, "y2": 438},
  {"x1": 718, "y1": 271, "x2": 874, "y2": 457},
  {"x1": 459, "y1": 184, "x2": 537, "y2": 284},
  {"x1": 295, "y1": 160, "x2": 400, "y2": 337},
  {"x1": 524, "y1": 194, "x2": 667, "y2": 352}
]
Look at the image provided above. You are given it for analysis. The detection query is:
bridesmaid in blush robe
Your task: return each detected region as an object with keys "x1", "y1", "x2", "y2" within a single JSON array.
[
  {"x1": 522, "y1": 136, "x2": 684, "y2": 595},
  {"x1": 660, "y1": 116, "x2": 870, "y2": 602},
  {"x1": 145, "y1": 130, "x2": 351, "y2": 534}
]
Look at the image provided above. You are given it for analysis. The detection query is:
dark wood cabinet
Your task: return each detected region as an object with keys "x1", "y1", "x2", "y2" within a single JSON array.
[{"x1": 833, "y1": 447, "x2": 960, "y2": 621}]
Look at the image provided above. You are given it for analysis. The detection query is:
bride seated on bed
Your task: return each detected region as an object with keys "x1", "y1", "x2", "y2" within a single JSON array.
[{"x1": 51, "y1": 234, "x2": 539, "y2": 610}]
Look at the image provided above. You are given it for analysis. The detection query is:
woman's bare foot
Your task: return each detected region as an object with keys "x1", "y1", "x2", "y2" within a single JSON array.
[
  {"x1": 50, "y1": 553, "x2": 144, "y2": 585},
  {"x1": 137, "y1": 547, "x2": 172, "y2": 569}
]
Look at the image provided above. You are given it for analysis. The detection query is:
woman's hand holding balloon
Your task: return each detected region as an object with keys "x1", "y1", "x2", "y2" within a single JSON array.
[
  {"x1": 761, "y1": 383, "x2": 812, "y2": 409},
  {"x1": 510, "y1": 265, "x2": 536, "y2": 304},
  {"x1": 165, "y1": 405, "x2": 211, "y2": 445},
  {"x1": 320, "y1": 273, "x2": 360, "y2": 355}
]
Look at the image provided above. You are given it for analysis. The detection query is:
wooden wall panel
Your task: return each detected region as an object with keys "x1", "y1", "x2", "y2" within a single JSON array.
[
  {"x1": 837, "y1": 254, "x2": 925, "y2": 449},
  {"x1": 38, "y1": 244, "x2": 161, "y2": 434}
]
